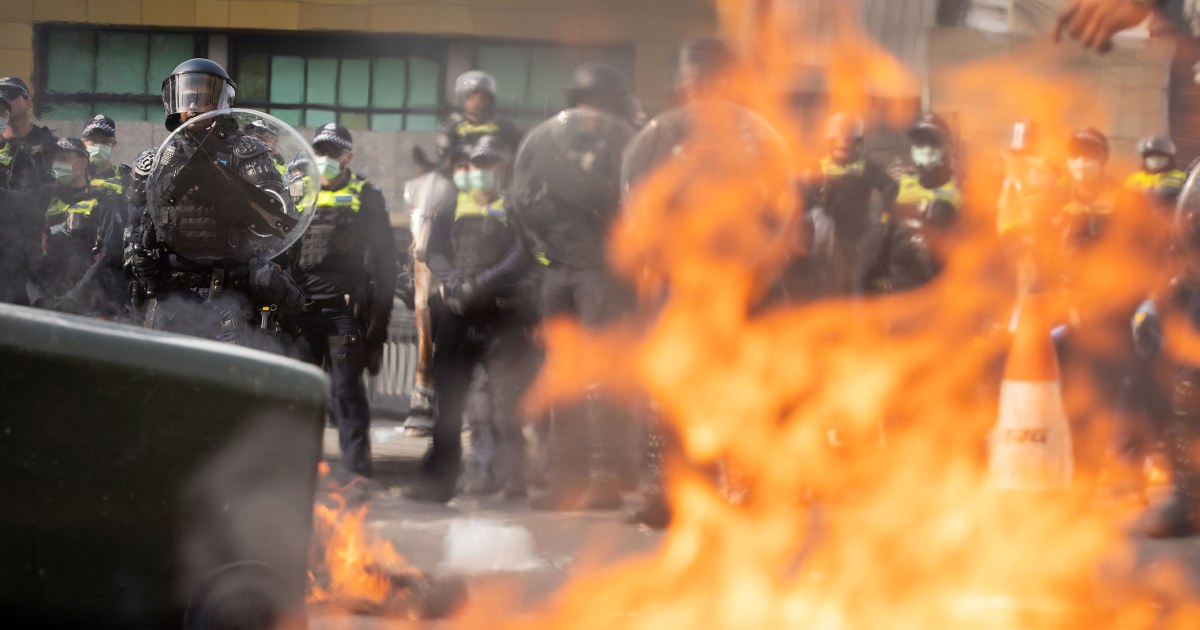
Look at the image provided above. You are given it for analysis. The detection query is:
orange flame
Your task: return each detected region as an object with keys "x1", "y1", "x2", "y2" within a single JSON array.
[
  {"x1": 307, "y1": 476, "x2": 419, "y2": 610},
  {"x1": 513, "y1": 0, "x2": 1200, "y2": 628}
]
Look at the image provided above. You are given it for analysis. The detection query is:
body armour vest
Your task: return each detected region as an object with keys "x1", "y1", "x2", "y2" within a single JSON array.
[
  {"x1": 451, "y1": 192, "x2": 511, "y2": 277},
  {"x1": 40, "y1": 186, "x2": 111, "y2": 296},
  {"x1": 150, "y1": 120, "x2": 284, "y2": 265},
  {"x1": 294, "y1": 173, "x2": 366, "y2": 296}
]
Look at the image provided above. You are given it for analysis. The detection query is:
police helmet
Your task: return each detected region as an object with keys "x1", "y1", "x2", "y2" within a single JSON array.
[
  {"x1": 823, "y1": 112, "x2": 865, "y2": 142},
  {"x1": 161, "y1": 58, "x2": 236, "y2": 131},
  {"x1": 1068, "y1": 127, "x2": 1109, "y2": 160},
  {"x1": 1138, "y1": 135, "x2": 1177, "y2": 158},
  {"x1": 455, "y1": 70, "x2": 497, "y2": 105},
  {"x1": 908, "y1": 113, "x2": 952, "y2": 147},
  {"x1": 566, "y1": 62, "x2": 630, "y2": 109}
]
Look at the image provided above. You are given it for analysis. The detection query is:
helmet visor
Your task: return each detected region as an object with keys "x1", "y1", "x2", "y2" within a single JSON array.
[{"x1": 163, "y1": 73, "x2": 233, "y2": 118}]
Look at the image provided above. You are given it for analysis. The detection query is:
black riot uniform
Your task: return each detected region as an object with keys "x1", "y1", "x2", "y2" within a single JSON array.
[
  {"x1": 283, "y1": 123, "x2": 396, "y2": 480},
  {"x1": 434, "y1": 71, "x2": 523, "y2": 169},
  {"x1": 0, "y1": 137, "x2": 127, "y2": 314},
  {"x1": 0, "y1": 78, "x2": 57, "y2": 193},
  {"x1": 405, "y1": 135, "x2": 538, "y2": 503},
  {"x1": 1118, "y1": 162, "x2": 1200, "y2": 537},
  {"x1": 128, "y1": 59, "x2": 305, "y2": 347},
  {"x1": 510, "y1": 109, "x2": 637, "y2": 510},
  {"x1": 860, "y1": 113, "x2": 962, "y2": 294},
  {"x1": 802, "y1": 112, "x2": 897, "y2": 295}
]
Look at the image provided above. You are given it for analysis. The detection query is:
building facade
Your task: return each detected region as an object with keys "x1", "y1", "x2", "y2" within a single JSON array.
[{"x1": 0, "y1": 0, "x2": 716, "y2": 223}]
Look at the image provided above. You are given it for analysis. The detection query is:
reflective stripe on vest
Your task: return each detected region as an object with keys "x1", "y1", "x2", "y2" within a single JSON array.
[
  {"x1": 820, "y1": 156, "x2": 865, "y2": 178},
  {"x1": 45, "y1": 196, "x2": 99, "y2": 219},
  {"x1": 314, "y1": 174, "x2": 365, "y2": 213},
  {"x1": 1125, "y1": 169, "x2": 1186, "y2": 192},
  {"x1": 89, "y1": 177, "x2": 123, "y2": 195},
  {"x1": 895, "y1": 173, "x2": 962, "y2": 207},
  {"x1": 454, "y1": 192, "x2": 506, "y2": 223},
  {"x1": 0, "y1": 143, "x2": 12, "y2": 168}
]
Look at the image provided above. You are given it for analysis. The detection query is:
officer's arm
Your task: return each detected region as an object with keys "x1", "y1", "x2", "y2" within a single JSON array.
[
  {"x1": 360, "y1": 183, "x2": 397, "y2": 305},
  {"x1": 424, "y1": 195, "x2": 461, "y2": 289},
  {"x1": 855, "y1": 212, "x2": 894, "y2": 291}
]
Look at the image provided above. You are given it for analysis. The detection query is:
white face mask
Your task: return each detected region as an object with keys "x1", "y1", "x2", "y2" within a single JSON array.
[
  {"x1": 1145, "y1": 155, "x2": 1171, "y2": 173},
  {"x1": 1067, "y1": 157, "x2": 1103, "y2": 183},
  {"x1": 315, "y1": 155, "x2": 341, "y2": 180},
  {"x1": 911, "y1": 146, "x2": 943, "y2": 168}
]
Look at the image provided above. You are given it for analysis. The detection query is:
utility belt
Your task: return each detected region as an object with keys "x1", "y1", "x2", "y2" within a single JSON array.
[
  {"x1": 303, "y1": 295, "x2": 349, "y2": 312},
  {"x1": 158, "y1": 267, "x2": 249, "y2": 294}
]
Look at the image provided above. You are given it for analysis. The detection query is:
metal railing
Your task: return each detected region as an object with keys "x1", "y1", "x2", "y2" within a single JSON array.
[{"x1": 365, "y1": 301, "x2": 419, "y2": 419}]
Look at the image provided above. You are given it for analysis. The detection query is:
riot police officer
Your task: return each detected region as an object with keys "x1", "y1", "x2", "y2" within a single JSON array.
[
  {"x1": 1119, "y1": 163, "x2": 1200, "y2": 536},
  {"x1": 802, "y1": 112, "x2": 897, "y2": 295},
  {"x1": 510, "y1": 109, "x2": 637, "y2": 510},
  {"x1": 434, "y1": 71, "x2": 523, "y2": 169},
  {"x1": 81, "y1": 114, "x2": 130, "y2": 196},
  {"x1": 0, "y1": 77, "x2": 57, "y2": 192},
  {"x1": 128, "y1": 58, "x2": 306, "y2": 347},
  {"x1": 283, "y1": 122, "x2": 396, "y2": 481},
  {"x1": 404, "y1": 135, "x2": 538, "y2": 503},
  {"x1": 0, "y1": 137, "x2": 127, "y2": 314},
  {"x1": 860, "y1": 113, "x2": 962, "y2": 294},
  {"x1": 1125, "y1": 135, "x2": 1186, "y2": 213},
  {"x1": 566, "y1": 61, "x2": 645, "y2": 127}
]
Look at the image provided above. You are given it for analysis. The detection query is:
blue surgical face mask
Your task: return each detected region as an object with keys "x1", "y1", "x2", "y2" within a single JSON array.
[
  {"x1": 453, "y1": 170, "x2": 470, "y2": 191},
  {"x1": 315, "y1": 155, "x2": 341, "y2": 180},
  {"x1": 467, "y1": 169, "x2": 497, "y2": 194},
  {"x1": 52, "y1": 161, "x2": 76, "y2": 184},
  {"x1": 0, "y1": 117, "x2": 8, "y2": 137}
]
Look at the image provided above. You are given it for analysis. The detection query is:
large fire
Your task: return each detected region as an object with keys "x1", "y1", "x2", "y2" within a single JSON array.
[{"x1": 509, "y1": 0, "x2": 1200, "y2": 628}]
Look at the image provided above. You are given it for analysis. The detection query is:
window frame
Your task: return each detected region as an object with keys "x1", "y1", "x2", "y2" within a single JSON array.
[
  {"x1": 228, "y1": 32, "x2": 448, "y2": 132},
  {"x1": 467, "y1": 36, "x2": 637, "y2": 125},
  {"x1": 33, "y1": 23, "x2": 207, "y2": 120}
]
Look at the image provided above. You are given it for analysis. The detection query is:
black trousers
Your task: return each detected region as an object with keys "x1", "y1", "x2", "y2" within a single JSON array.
[
  {"x1": 425, "y1": 302, "x2": 538, "y2": 486},
  {"x1": 289, "y1": 306, "x2": 372, "y2": 478},
  {"x1": 537, "y1": 264, "x2": 635, "y2": 485}
]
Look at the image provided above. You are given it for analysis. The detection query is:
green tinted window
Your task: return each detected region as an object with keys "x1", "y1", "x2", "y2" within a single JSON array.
[
  {"x1": 370, "y1": 113, "x2": 404, "y2": 131},
  {"x1": 97, "y1": 32, "x2": 147, "y2": 94},
  {"x1": 305, "y1": 108, "x2": 337, "y2": 127},
  {"x1": 528, "y1": 47, "x2": 570, "y2": 114},
  {"x1": 372, "y1": 58, "x2": 406, "y2": 108},
  {"x1": 42, "y1": 101, "x2": 92, "y2": 121},
  {"x1": 269, "y1": 107, "x2": 302, "y2": 127},
  {"x1": 147, "y1": 34, "x2": 196, "y2": 95},
  {"x1": 306, "y1": 58, "x2": 337, "y2": 106},
  {"x1": 239, "y1": 55, "x2": 269, "y2": 102},
  {"x1": 271, "y1": 56, "x2": 305, "y2": 105},
  {"x1": 477, "y1": 45, "x2": 529, "y2": 110},
  {"x1": 98, "y1": 102, "x2": 149, "y2": 122},
  {"x1": 408, "y1": 57, "x2": 439, "y2": 108},
  {"x1": 405, "y1": 114, "x2": 438, "y2": 132},
  {"x1": 340, "y1": 111, "x2": 369, "y2": 130},
  {"x1": 47, "y1": 30, "x2": 95, "y2": 94},
  {"x1": 339, "y1": 59, "x2": 370, "y2": 108}
]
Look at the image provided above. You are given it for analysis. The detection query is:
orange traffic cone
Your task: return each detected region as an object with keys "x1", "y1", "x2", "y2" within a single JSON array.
[{"x1": 989, "y1": 292, "x2": 1074, "y2": 491}]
